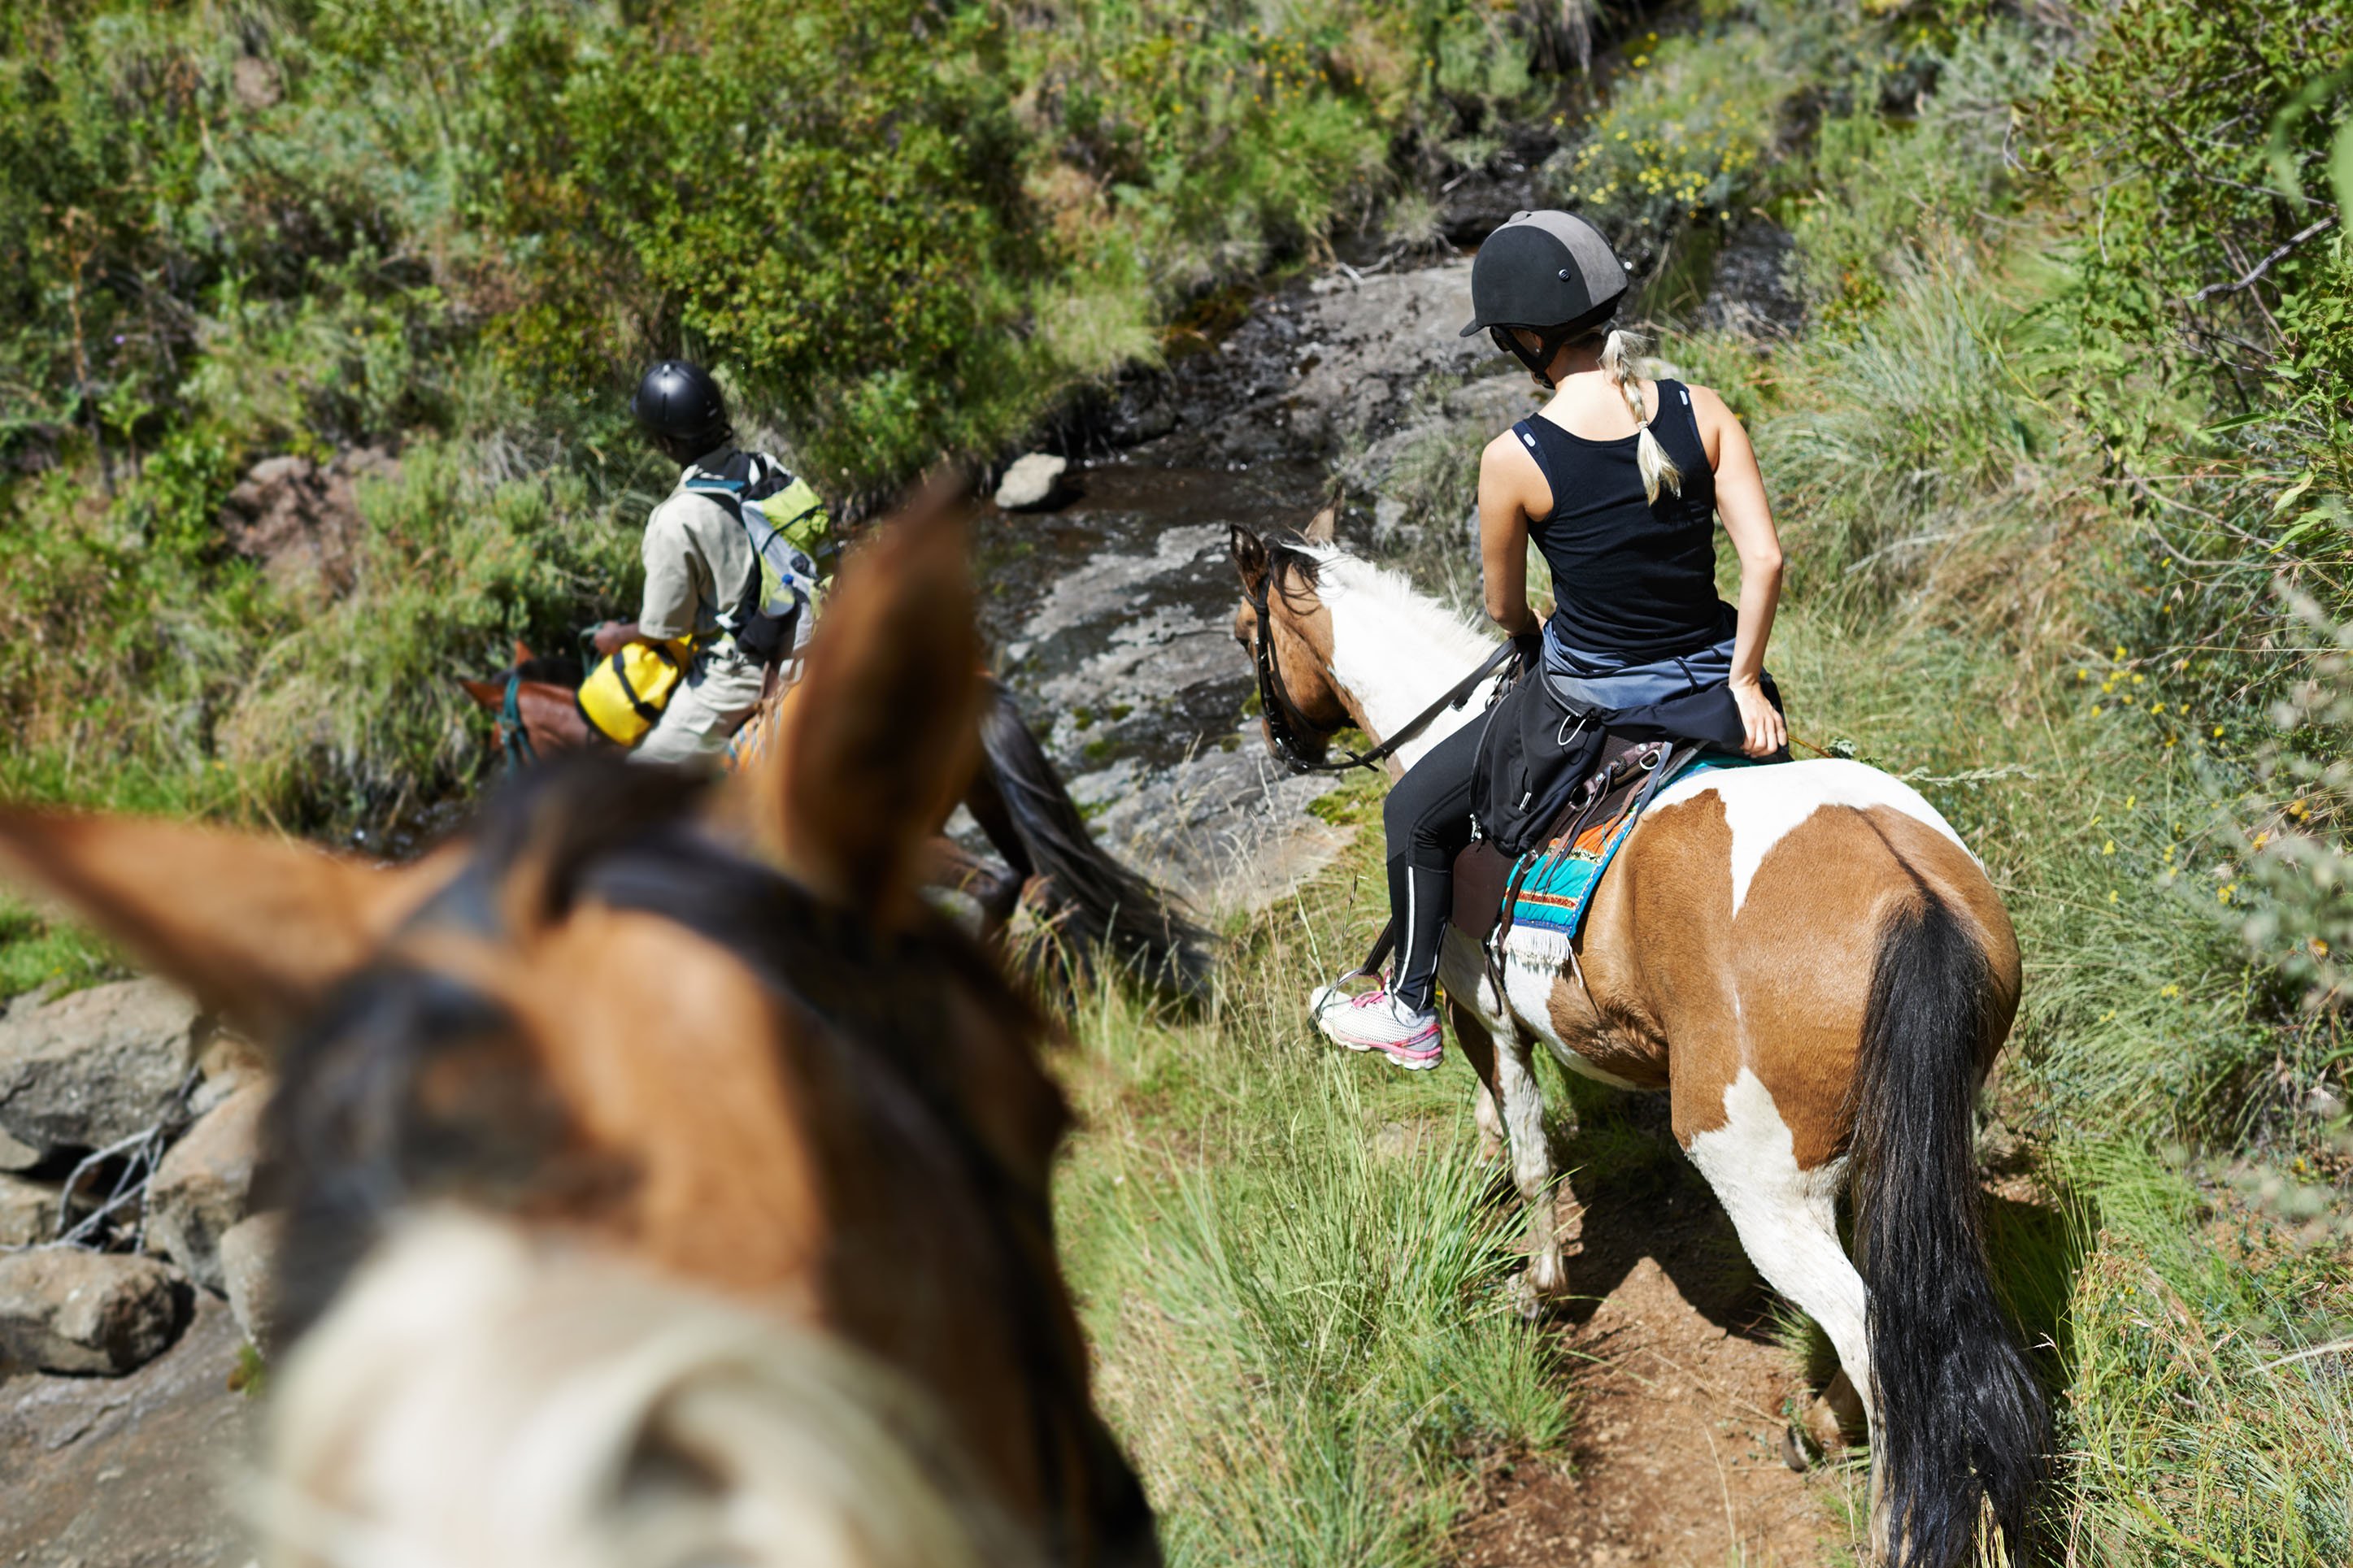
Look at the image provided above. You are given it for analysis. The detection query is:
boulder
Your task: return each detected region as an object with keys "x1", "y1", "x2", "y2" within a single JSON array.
[
  {"x1": 0, "y1": 1172, "x2": 60, "y2": 1245},
  {"x1": 993, "y1": 452, "x2": 1071, "y2": 511},
  {"x1": 217, "y1": 446, "x2": 399, "y2": 598},
  {"x1": 0, "y1": 1249, "x2": 190, "y2": 1375},
  {"x1": 219, "y1": 1211, "x2": 286, "y2": 1353},
  {"x1": 1442, "y1": 371, "x2": 1543, "y2": 429},
  {"x1": 0, "y1": 979, "x2": 201, "y2": 1158},
  {"x1": 0, "y1": 1124, "x2": 37, "y2": 1172},
  {"x1": 146, "y1": 1081, "x2": 269, "y2": 1295}
]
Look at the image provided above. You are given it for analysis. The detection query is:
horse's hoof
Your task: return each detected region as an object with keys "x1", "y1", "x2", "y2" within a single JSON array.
[
  {"x1": 1799, "y1": 1392, "x2": 1851, "y2": 1455},
  {"x1": 1781, "y1": 1424, "x2": 1815, "y2": 1473},
  {"x1": 1504, "y1": 1269, "x2": 1557, "y2": 1322}
]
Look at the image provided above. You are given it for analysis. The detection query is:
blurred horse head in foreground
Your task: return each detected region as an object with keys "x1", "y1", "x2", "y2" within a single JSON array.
[{"x1": 0, "y1": 493, "x2": 1158, "y2": 1568}]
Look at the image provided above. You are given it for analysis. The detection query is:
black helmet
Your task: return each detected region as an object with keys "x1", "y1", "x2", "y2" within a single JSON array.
[
  {"x1": 630, "y1": 358, "x2": 731, "y2": 454},
  {"x1": 1458, "y1": 211, "x2": 1629, "y2": 384}
]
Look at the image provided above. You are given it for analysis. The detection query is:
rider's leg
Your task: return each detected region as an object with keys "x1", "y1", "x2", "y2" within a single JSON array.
[
  {"x1": 633, "y1": 654, "x2": 767, "y2": 767},
  {"x1": 1312, "y1": 722, "x2": 1479, "y2": 1066},
  {"x1": 1382, "y1": 719, "x2": 1481, "y2": 1012}
]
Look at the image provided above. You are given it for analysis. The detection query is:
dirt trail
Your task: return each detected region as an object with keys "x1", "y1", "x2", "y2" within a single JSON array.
[{"x1": 1454, "y1": 1098, "x2": 1858, "y2": 1568}]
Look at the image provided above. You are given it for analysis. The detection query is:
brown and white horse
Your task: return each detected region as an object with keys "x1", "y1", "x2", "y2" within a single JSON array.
[
  {"x1": 1231, "y1": 522, "x2": 2046, "y2": 1568},
  {"x1": 0, "y1": 497, "x2": 1157, "y2": 1567}
]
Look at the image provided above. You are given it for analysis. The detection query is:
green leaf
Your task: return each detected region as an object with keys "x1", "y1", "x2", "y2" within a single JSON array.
[
  {"x1": 2271, "y1": 515, "x2": 2324, "y2": 552},
  {"x1": 2273, "y1": 471, "x2": 2319, "y2": 514},
  {"x1": 2200, "y1": 410, "x2": 2276, "y2": 435},
  {"x1": 2336, "y1": 113, "x2": 2353, "y2": 219}
]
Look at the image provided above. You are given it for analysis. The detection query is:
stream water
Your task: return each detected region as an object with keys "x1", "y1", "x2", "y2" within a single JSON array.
[{"x1": 970, "y1": 458, "x2": 1353, "y2": 910}]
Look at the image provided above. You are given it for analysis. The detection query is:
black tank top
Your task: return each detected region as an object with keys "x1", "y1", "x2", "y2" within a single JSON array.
[{"x1": 1511, "y1": 379, "x2": 1734, "y2": 661}]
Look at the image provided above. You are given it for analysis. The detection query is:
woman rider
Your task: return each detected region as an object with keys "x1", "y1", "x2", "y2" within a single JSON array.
[{"x1": 1312, "y1": 210, "x2": 1789, "y2": 1068}]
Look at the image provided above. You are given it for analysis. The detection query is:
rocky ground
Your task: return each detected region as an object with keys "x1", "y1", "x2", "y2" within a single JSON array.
[{"x1": 1, "y1": 979, "x2": 278, "y2": 1567}]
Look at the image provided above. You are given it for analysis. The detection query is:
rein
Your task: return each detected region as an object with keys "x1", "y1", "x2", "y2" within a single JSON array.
[
  {"x1": 498, "y1": 670, "x2": 539, "y2": 775},
  {"x1": 1243, "y1": 570, "x2": 1516, "y2": 775}
]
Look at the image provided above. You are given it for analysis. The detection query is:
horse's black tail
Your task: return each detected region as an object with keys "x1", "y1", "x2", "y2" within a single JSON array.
[
  {"x1": 975, "y1": 681, "x2": 1213, "y2": 1001},
  {"x1": 1850, "y1": 888, "x2": 2047, "y2": 1567}
]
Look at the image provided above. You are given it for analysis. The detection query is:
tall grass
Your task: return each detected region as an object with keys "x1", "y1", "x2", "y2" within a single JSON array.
[
  {"x1": 1729, "y1": 69, "x2": 2353, "y2": 1550},
  {"x1": 1055, "y1": 833, "x2": 1571, "y2": 1567}
]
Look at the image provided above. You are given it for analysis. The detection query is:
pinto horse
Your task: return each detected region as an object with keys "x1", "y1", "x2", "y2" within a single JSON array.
[
  {"x1": 1231, "y1": 519, "x2": 2046, "y2": 1568},
  {"x1": 461, "y1": 652, "x2": 1209, "y2": 1000},
  {"x1": 0, "y1": 497, "x2": 1157, "y2": 1567}
]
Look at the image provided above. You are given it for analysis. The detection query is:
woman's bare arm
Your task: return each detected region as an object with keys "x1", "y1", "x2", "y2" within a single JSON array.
[
  {"x1": 1694, "y1": 386, "x2": 1787, "y2": 756},
  {"x1": 1478, "y1": 432, "x2": 1545, "y2": 639}
]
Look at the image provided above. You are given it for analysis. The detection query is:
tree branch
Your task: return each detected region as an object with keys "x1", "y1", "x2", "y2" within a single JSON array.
[{"x1": 2187, "y1": 215, "x2": 2339, "y2": 303}]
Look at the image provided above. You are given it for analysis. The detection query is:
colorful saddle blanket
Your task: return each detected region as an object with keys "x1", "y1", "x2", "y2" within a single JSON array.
[{"x1": 1497, "y1": 751, "x2": 1758, "y2": 969}]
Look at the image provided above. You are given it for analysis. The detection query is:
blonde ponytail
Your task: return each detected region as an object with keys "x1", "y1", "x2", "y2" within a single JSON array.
[{"x1": 1600, "y1": 328, "x2": 1682, "y2": 506}]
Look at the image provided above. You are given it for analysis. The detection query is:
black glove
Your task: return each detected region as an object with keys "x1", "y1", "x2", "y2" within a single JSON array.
[{"x1": 1511, "y1": 632, "x2": 1544, "y2": 677}]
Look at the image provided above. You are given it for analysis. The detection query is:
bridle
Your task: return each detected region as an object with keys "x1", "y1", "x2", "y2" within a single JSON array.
[{"x1": 1240, "y1": 541, "x2": 1517, "y2": 775}]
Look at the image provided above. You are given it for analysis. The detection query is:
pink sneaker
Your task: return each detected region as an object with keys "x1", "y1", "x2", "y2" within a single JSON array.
[{"x1": 1310, "y1": 979, "x2": 1442, "y2": 1070}]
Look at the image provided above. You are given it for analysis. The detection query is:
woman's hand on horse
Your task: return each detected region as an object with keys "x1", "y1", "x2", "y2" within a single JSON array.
[{"x1": 1730, "y1": 675, "x2": 1785, "y2": 758}]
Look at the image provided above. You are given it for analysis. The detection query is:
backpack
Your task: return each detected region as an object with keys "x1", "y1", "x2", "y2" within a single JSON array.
[{"x1": 684, "y1": 468, "x2": 835, "y2": 665}]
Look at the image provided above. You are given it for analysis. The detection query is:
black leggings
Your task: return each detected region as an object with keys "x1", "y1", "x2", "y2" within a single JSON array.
[{"x1": 1381, "y1": 719, "x2": 1484, "y2": 1014}]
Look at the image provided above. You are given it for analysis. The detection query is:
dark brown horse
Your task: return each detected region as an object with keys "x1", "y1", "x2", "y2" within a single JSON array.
[
  {"x1": 0, "y1": 496, "x2": 1157, "y2": 1566},
  {"x1": 461, "y1": 649, "x2": 1209, "y2": 1001}
]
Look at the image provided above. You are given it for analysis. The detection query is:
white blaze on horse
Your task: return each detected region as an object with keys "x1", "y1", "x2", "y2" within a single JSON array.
[
  {"x1": 0, "y1": 496, "x2": 1158, "y2": 1568},
  {"x1": 1232, "y1": 519, "x2": 2046, "y2": 1568}
]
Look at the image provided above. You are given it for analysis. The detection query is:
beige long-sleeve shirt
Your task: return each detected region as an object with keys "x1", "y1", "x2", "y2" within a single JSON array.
[{"x1": 636, "y1": 450, "x2": 767, "y2": 673}]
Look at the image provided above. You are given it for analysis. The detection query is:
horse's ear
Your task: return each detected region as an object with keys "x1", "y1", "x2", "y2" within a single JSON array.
[
  {"x1": 1230, "y1": 524, "x2": 1269, "y2": 593},
  {"x1": 1302, "y1": 505, "x2": 1337, "y2": 545},
  {"x1": 512, "y1": 639, "x2": 534, "y2": 666},
  {"x1": 723, "y1": 481, "x2": 983, "y2": 925},
  {"x1": 459, "y1": 679, "x2": 503, "y2": 712},
  {"x1": 0, "y1": 810, "x2": 459, "y2": 1043}
]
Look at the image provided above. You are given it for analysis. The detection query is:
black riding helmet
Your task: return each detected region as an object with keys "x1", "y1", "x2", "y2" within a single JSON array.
[
  {"x1": 1458, "y1": 211, "x2": 1630, "y2": 386},
  {"x1": 630, "y1": 358, "x2": 733, "y2": 458}
]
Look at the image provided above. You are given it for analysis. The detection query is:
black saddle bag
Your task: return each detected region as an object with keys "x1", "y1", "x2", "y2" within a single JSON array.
[{"x1": 1467, "y1": 671, "x2": 1607, "y2": 860}]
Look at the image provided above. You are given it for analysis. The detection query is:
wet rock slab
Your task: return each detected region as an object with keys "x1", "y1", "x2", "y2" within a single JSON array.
[
  {"x1": 977, "y1": 462, "x2": 1358, "y2": 914},
  {"x1": 0, "y1": 1292, "x2": 258, "y2": 1566}
]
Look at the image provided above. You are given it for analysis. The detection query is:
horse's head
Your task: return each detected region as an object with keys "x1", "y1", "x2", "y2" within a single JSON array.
[
  {"x1": 0, "y1": 495, "x2": 1155, "y2": 1566},
  {"x1": 1229, "y1": 510, "x2": 1352, "y2": 765},
  {"x1": 459, "y1": 641, "x2": 595, "y2": 758}
]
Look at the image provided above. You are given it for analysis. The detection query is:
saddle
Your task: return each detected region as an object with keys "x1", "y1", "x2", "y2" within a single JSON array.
[{"x1": 1452, "y1": 732, "x2": 1690, "y2": 966}]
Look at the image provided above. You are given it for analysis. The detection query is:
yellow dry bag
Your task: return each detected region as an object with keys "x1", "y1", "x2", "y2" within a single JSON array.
[{"x1": 576, "y1": 639, "x2": 691, "y2": 747}]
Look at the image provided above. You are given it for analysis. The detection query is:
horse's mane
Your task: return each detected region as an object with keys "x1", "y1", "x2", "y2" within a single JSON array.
[
  {"x1": 514, "y1": 653, "x2": 585, "y2": 687},
  {"x1": 1264, "y1": 537, "x2": 1497, "y2": 668}
]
